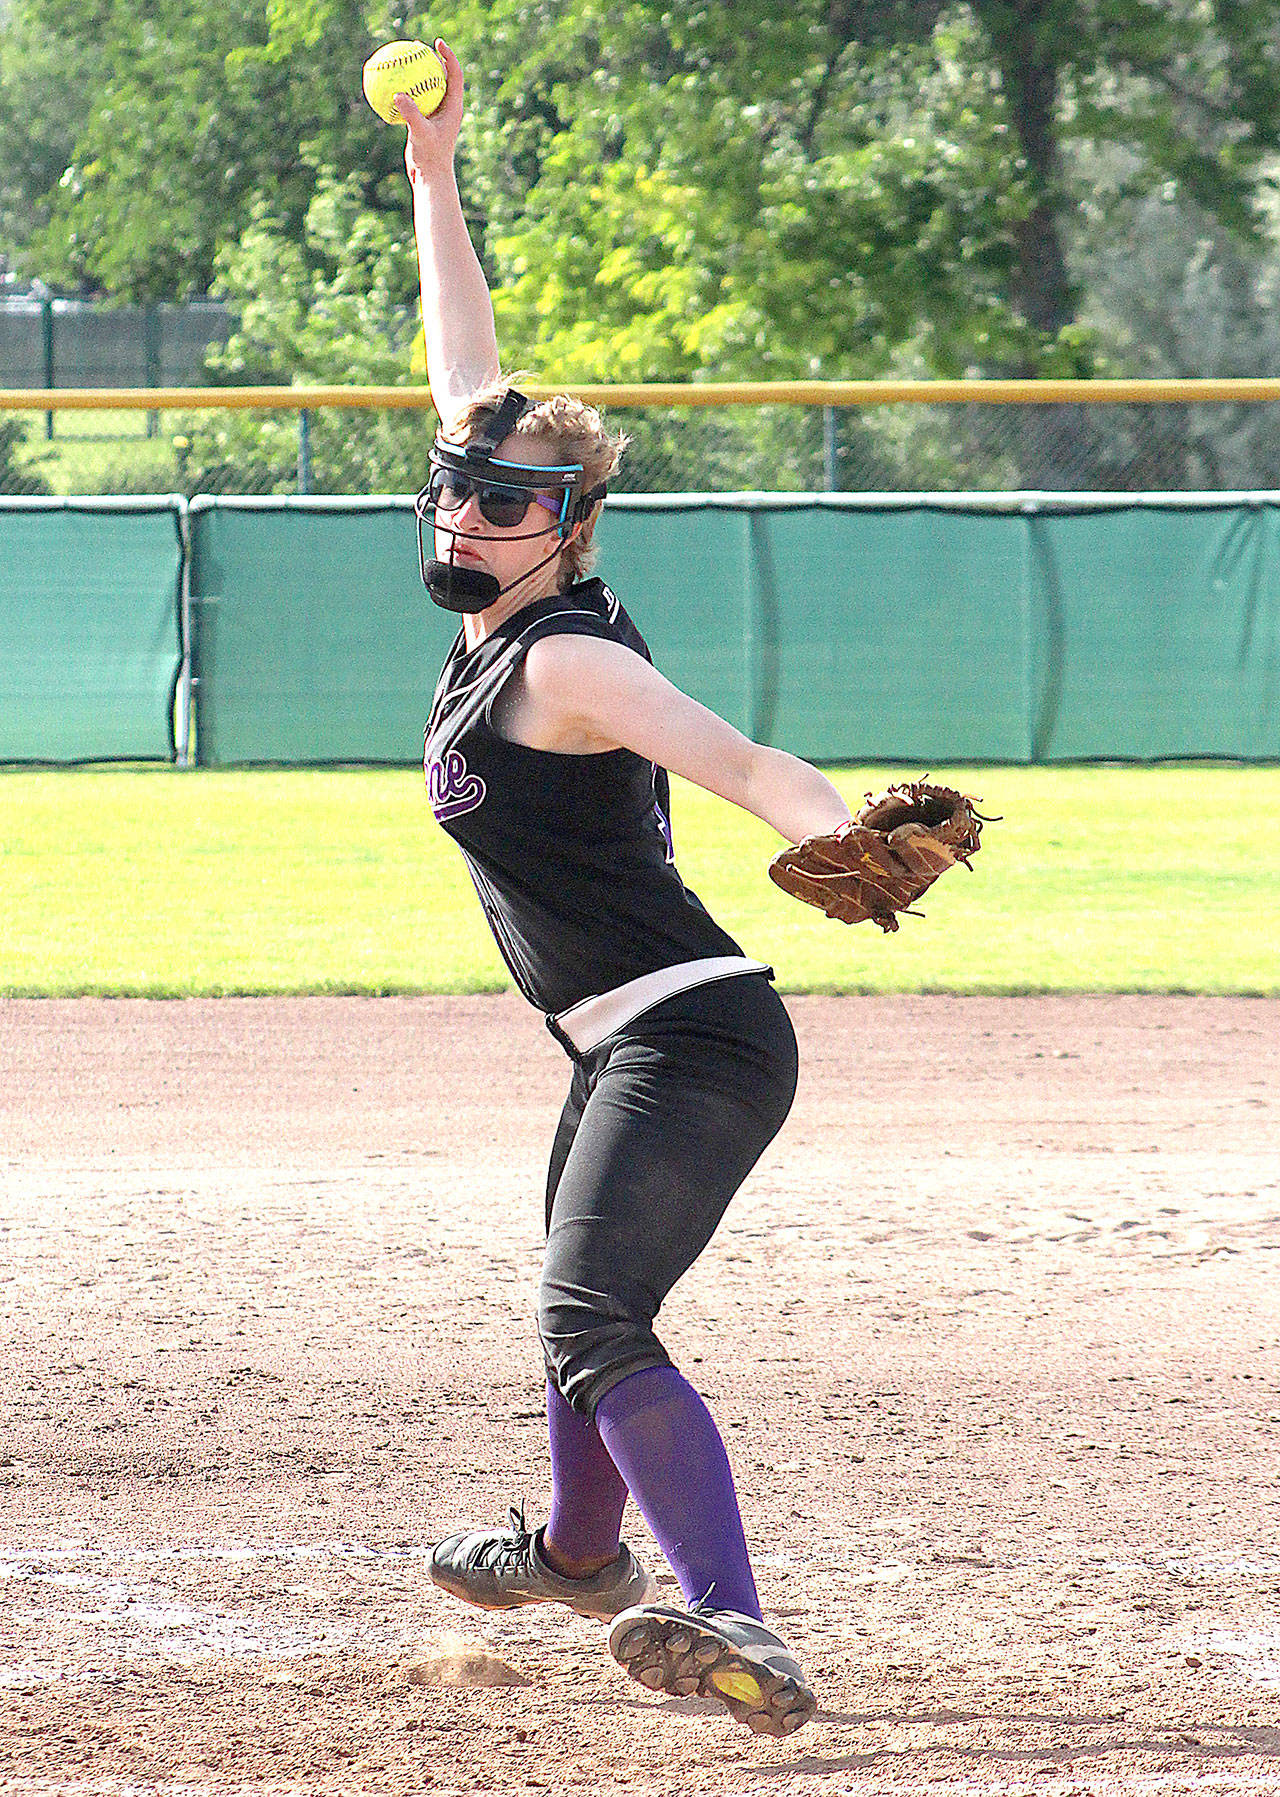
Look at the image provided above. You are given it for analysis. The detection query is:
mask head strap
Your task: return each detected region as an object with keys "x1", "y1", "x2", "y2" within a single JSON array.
[
  {"x1": 414, "y1": 388, "x2": 611, "y2": 610},
  {"x1": 466, "y1": 387, "x2": 533, "y2": 458}
]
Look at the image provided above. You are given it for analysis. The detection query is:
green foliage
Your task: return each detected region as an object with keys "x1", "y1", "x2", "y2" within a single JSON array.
[
  {"x1": 1071, "y1": 164, "x2": 1280, "y2": 487},
  {"x1": 0, "y1": 417, "x2": 53, "y2": 495},
  {"x1": 438, "y1": 0, "x2": 1280, "y2": 387},
  {"x1": 4, "y1": 0, "x2": 406, "y2": 297},
  {"x1": 208, "y1": 173, "x2": 418, "y2": 383},
  {"x1": 176, "y1": 170, "x2": 433, "y2": 492},
  {"x1": 0, "y1": 0, "x2": 95, "y2": 252},
  {"x1": 443, "y1": 1, "x2": 1034, "y2": 381},
  {"x1": 172, "y1": 400, "x2": 432, "y2": 497},
  {"x1": 5, "y1": 0, "x2": 1280, "y2": 491}
]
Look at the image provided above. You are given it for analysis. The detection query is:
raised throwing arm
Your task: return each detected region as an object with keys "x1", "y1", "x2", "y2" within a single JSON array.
[{"x1": 398, "y1": 42, "x2": 500, "y2": 429}]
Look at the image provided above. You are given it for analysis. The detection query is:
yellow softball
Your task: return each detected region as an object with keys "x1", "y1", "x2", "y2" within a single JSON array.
[{"x1": 362, "y1": 40, "x2": 447, "y2": 125}]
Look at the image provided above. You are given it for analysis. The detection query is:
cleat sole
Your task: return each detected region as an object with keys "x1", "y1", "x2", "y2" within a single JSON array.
[
  {"x1": 612, "y1": 1625, "x2": 646, "y2": 1661},
  {"x1": 710, "y1": 1666, "x2": 764, "y2": 1705},
  {"x1": 608, "y1": 1611, "x2": 816, "y2": 1738}
]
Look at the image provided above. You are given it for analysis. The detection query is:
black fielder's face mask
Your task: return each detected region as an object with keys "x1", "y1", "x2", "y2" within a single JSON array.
[{"x1": 414, "y1": 389, "x2": 608, "y2": 614}]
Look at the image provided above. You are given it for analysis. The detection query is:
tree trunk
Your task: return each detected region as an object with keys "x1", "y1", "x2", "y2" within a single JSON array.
[
  {"x1": 983, "y1": 2, "x2": 1075, "y2": 353},
  {"x1": 982, "y1": 4, "x2": 1092, "y2": 483}
]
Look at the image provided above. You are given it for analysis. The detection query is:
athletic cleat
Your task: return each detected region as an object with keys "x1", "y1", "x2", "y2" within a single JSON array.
[
  {"x1": 430, "y1": 1505, "x2": 655, "y2": 1621},
  {"x1": 607, "y1": 1601, "x2": 817, "y2": 1736}
]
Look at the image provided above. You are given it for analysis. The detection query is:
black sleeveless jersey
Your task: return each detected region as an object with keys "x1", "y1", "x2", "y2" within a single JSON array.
[{"x1": 423, "y1": 579, "x2": 743, "y2": 1015}]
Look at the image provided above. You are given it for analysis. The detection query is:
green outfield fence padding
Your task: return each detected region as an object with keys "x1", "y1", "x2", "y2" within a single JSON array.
[
  {"x1": 7, "y1": 493, "x2": 1278, "y2": 766},
  {"x1": 607, "y1": 498, "x2": 1032, "y2": 761},
  {"x1": 597, "y1": 495, "x2": 1279, "y2": 764},
  {"x1": 186, "y1": 493, "x2": 1280, "y2": 764},
  {"x1": 188, "y1": 498, "x2": 458, "y2": 765},
  {"x1": 596, "y1": 502, "x2": 755, "y2": 734},
  {"x1": 0, "y1": 497, "x2": 183, "y2": 762},
  {"x1": 1023, "y1": 498, "x2": 1280, "y2": 760}
]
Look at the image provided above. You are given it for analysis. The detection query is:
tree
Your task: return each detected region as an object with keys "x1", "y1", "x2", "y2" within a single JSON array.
[
  {"x1": 0, "y1": 0, "x2": 96, "y2": 255},
  {"x1": 8, "y1": 0, "x2": 1280, "y2": 494},
  {"x1": 3, "y1": 0, "x2": 407, "y2": 297},
  {"x1": 1072, "y1": 160, "x2": 1280, "y2": 487},
  {"x1": 484, "y1": 1, "x2": 1280, "y2": 379},
  {"x1": 11, "y1": 0, "x2": 1280, "y2": 365},
  {"x1": 890, "y1": 1, "x2": 1280, "y2": 371},
  {"x1": 437, "y1": 0, "x2": 1031, "y2": 381},
  {"x1": 178, "y1": 170, "x2": 430, "y2": 493}
]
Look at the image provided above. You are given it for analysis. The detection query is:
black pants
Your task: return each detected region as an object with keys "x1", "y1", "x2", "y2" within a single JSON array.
[{"x1": 538, "y1": 973, "x2": 799, "y2": 1417}]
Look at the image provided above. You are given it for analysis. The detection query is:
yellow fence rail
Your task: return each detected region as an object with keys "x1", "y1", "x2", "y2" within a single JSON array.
[
  {"x1": 8, "y1": 377, "x2": 1280, "y2": 410},
  {"x1": 7, "y1": 379, "x2": 1280, "y2": 499}
]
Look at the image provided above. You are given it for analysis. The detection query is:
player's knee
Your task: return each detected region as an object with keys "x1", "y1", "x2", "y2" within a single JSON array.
[{"x1": 537, "y1": 1274, "x2": 659, "y2": 1416}]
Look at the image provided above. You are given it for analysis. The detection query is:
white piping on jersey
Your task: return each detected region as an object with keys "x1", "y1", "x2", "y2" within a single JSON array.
[
  {"x1": 429, "y1": 589, "x2": 620, "y2": 725},
  {"x1": 435, "y1": 598, "x2": 621, "y2": 713},
  {"x1": 426, "y1": 637, "x2": 522, "y2": 746},
  {"x1": 478, "y1": 607, "x2": 621, "y2": 733}
]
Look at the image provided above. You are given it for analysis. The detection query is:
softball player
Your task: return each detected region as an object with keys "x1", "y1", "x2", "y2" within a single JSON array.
[{"x1": 402, "y1": 45, "x2": 851, "y2": 1738}]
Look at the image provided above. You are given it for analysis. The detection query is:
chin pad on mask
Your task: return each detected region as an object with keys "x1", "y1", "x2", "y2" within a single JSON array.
[
  {"x1": 415, "y1": 387, "x2": 609, "y2": 614},
  {"x1": 423, "y1": 558, "x2": 502, "y2": 612}
]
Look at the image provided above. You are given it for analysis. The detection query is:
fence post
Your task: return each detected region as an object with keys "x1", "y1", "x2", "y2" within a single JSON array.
[
  {"x1": 143, "y1": 304, "x2": 161, "y2": 440},
  {"x1": 39, "y1": 290, "x2": 55, "y2": 441},
  {"x1": 175, "y1": 499, "x2": 192, "y2": 767},
  {"x1": 298, "y1": 408, "x2": 313, "y2": 494},
  {"x1": 823, "y1": 404, "x2": 838, "y2": 491}
]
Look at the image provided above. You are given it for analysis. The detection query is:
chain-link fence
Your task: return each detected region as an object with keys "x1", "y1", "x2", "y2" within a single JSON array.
[
  {"x1": 6, "y1": 383, "x2": 1280, "y2": 497},
  {"x1": 0, "y1": 296, "x2": 235, "y2": 411},
  {"x1": 608, "y1": 395, "x2": 1280, "y2": 493}
]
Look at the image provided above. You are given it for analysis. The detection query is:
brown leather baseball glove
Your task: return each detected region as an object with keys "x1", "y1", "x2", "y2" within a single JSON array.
[{"x1": 768, "y1": 779, "x2": 990, "y2": 932}]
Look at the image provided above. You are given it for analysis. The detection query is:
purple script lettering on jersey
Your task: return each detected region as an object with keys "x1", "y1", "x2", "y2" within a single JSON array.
[{"x1": 427, "y1": 748, "x2": 486, "y2": 822}]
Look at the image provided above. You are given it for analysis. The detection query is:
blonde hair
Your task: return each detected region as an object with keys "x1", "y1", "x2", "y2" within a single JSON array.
[{"x1": 448, "y1": 374, "x2": 629, "y2": 582}]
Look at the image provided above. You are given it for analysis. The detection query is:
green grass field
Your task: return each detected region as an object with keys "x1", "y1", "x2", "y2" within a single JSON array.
[
  {"x1": 7, "y1": 408, "x2": 187, "y2": 498},
  {"x1": 2, "y1": 763, "x2": 1278, "y2": 996}
]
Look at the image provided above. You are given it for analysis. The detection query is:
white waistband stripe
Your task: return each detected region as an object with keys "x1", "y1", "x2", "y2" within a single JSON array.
[{"x1": 550, "y1": 956, "x2": 770, "y2": 1055}]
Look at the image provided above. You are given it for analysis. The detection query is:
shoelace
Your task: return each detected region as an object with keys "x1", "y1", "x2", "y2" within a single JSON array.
[
  {"x1": 466, "y1": 1503, "x2": 538, "y2": 1575},
  {"x1": 688, "y1": 1589, "x2": 790, "y2": 1656}
]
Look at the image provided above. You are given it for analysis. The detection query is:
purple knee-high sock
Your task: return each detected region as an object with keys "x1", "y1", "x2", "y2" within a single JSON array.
[
  {"x1": 544, "y1": 1379, "x2": 630, "y2": 1565},
  {"x1": 594, "y1": 1364, "x2": 762, "y2": 1621}
]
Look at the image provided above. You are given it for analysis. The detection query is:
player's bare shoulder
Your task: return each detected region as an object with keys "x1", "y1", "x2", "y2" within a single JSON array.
[
  {"x1": 523, "y1": 630, "x2": 634, "y2": 689},
  {"x1": 499, "y1": 634, "x2": 628, "y2": 754}
]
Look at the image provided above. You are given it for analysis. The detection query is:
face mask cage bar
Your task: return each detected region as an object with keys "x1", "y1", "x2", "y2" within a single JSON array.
[{"x1": 413, "y1": 389, "x2": 608, "y2": 591}]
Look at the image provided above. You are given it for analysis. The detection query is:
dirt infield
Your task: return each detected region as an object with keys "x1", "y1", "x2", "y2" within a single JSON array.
[{"x1": 1, "y1": 993, "x2": 1278, "y2": 1796}]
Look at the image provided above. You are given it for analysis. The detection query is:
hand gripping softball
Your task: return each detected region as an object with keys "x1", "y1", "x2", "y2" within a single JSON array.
[{"x1": 768, "y1": 780, "x2": 992, "y2": 932}]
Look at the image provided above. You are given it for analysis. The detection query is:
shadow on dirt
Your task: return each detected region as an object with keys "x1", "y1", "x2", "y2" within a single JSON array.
[{"x1": 746, "y1": 1708, "x2": 1280, "y2": 1777}]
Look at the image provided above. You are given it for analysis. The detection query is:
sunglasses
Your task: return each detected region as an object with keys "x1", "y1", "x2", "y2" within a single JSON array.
[{"x1": 428, "y1": 468, "x2": 567, "y2": 530}]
